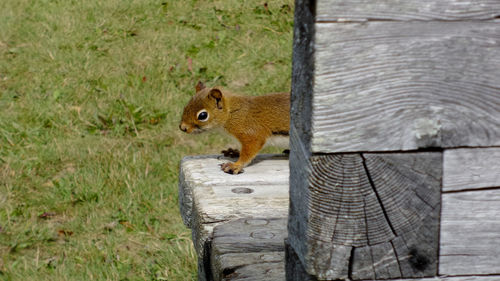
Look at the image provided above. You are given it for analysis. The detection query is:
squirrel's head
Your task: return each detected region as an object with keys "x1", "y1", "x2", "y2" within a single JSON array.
[{"x1": 179, "y1": 82, "x2": 228, "y2": 134}]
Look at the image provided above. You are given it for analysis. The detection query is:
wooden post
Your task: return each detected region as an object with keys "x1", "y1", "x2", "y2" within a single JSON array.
[{"x1": 288, "y1": 0, "x2": 500, "y2": 280}]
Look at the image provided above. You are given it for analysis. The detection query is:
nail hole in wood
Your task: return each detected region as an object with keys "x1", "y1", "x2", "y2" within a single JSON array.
[{"x1": 231, "y1": 187, "x2": 254, "y2": 194}]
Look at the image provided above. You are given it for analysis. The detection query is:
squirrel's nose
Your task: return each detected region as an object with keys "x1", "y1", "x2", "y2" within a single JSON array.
[{"x1": 179, "y1": 123, "x2": 187, "y2": 132}]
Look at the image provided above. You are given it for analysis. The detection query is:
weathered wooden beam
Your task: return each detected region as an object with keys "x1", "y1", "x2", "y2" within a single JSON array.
[
  {"x1": 211, "y1": 218, "x2": 287, "y2": 281},
  {"x1": 179, "y1": 155, "x2": 289, "y2": 227},
  {"x1": 179, "y1": 155, "x2": 289, "y2": 281},
  {"x1": 443, "y1": 148, "x2": 500, "y2": 192},
  {"x1": 211, "y1": 218, "x2": 287, "y2": 255},
  {"x1": 290, "y1": 0, "x2": 315, "y2": 154},
  {"x1": 214, "y1": 254, "x2": 284, "y2": 281},
  {"x1": 417, "y1": 278, "x2": 500, "y2": 281},
  {"x1": 440, "y1": 189, "x2": 500, "y2": 276},
  {"x1": 287, "y1": 150, "x2": 442, "y2": 280},
  {"x1": 383, "y1": 276, "x2": 500, "y2": 281},
  {"x1": 311, "y1": 21, "x2": 500, "y2": 153},
  {"x1": 285, "y1": 241, "x2": 316, "y2": 281},
  {"x1": 289, "y1": 0, "x2": 500, "y2": 279},
  {"x1": 286, "y1": 237, "x2": 500, "y2": 281},
  {"x1": 316, "y1": 0, "x2": 500, "y2": 22},
  {"x1": 288, "y1": 0, "x2": 316, "y2": 276}
]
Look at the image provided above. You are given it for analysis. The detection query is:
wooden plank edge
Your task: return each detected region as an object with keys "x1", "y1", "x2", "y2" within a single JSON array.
[
  {"x1": 443, "y1": 147, "x2": 500, "y2": 192},
  {"x1": 212, "y1": 252, "x2": 285, "y2": 281}
]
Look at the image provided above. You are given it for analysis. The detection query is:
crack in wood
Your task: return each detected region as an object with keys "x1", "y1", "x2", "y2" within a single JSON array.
[
  {"x1": 291, "y1": 151, "x2": 441, "y2": 279},
  {"x1": 390, "y1": 241, "x2": 404, "y2": 277},
  {"x1": 414, "y1": 191, "x2": 436, "y2": 210},
  {"x1": 442, "y1": 185, "x2": 500, "y2": 194},
  {"x1": 361, "y1": 153, "x2": 397, "y2": 237},
  {"x1": 330, "y1": 162, "x2": 344, "y2": 243},
  {"x1": 347, "y1": 247, "x2": 355, "y2": 280}
]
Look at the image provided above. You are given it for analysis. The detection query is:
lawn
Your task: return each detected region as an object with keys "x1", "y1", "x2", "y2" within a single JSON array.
[{"x1": 0, "y1": 0, "x2": 293, "y2": 280}]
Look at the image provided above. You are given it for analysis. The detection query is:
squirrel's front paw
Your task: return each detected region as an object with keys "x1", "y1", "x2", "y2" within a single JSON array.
[{"x1": 221, "y1": 162, "x2": 244, "y2": 175}]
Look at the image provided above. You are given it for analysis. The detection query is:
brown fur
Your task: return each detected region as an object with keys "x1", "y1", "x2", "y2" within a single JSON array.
[{"x1": 179, "y1": 83, "x2": 290, "y2": 174}]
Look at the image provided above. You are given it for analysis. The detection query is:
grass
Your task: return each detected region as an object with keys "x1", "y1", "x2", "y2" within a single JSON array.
[{"x1": 0, "y1": 0, "x2": 294, "y2": 280}]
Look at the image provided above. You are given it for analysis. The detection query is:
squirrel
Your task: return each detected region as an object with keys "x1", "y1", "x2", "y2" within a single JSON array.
[{"x1": 179, "y1": 81, "x2": 290, "y2": 174}]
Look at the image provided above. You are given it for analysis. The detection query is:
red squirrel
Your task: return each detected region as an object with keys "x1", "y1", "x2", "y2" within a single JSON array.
[{"x1": 179, "y1": 82, "x2": 290, "y2": 174}]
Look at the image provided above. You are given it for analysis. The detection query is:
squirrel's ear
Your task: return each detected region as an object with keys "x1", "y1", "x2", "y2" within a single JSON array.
[
  {"x1": 195, "y1": 81, "x2": 206, "y2": 93},
  {"x1": 209, "y1": 88, "x2": 223, "y2": 109},
  {"x1": 209, "y1": 88, "x2": 222, "y2": 100}
]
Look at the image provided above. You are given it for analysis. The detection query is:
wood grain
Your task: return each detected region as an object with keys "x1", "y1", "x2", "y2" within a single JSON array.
[
  {"x1": 211, "y1": 218, "x2": 287, "y2": 255},
  {"x1": 211, "y1": 218, "x2": 287, "y2": 281},
  {"x1": 290, "y1": 0, "x2": 315, "y2": 153},
  {"x1": 351, "y1": 246, "x2": 375, "y2": 280},
  {"x1": 443, "y1": 148, "x2": 500, "y2": 192},
  {"x1": 213, "y1": 252, "x2": 284, "y2": 281},
  {"x1": 311, "y1": 21, "x2": 500, "y2": 153},
  {"x1": 370, "y1": 242, "x2": 401, "y2": 279},
  {"x1": 179, "y1": 154, "x2": 289, "y2": 229},
  {"x1": 178, "y1": 155, "x2": 289, "y2": 281},
  {"x1": 218, "y1": 257, "x2": 284, "y2": 281},
  {"x1": 287, "y1": 241, "x2": 500, "y2": 281},
  {"x1": 307, "y1": 154, "x2": 393, "y2": 247},
  {"x1": 364, "y1": 153, "x2": 441, "y2": 279},
  {"x1": 395, "y1": 277, "x2": 500, "y2": 281},
  {"x1": 440, "y1": 189, "x2": 500, "y2": 275},
  {"x1": 288, "y1": 151, "x2": 441, "y2": 280},
  {"x1": 316, "y1": 0, "x2": 500, "y2": 22},
  {"x1": 287, "y1": 130, "x2": 313, "y2": 279}
]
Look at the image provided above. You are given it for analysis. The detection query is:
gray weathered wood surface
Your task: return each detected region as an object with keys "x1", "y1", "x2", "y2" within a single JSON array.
[
  {"x1": 211, "y1": 218, "x2": 287, "y2": 255},
  {"x1": 440, "y1": 189, "x2": 500, "y2": 276},
  {"x1": 286, "y1": 240, "x2": 500, "y2": 281},
  {"x1": 214, "y1": 255, "x2": 284, "y2": 281},
  {"x1": 287, "y1": 131, "x2": 312, "y2": 278},
  {"x1": 288, "y1": 1, "x2": 316, "y2": 278},
  {"x1": 311, "y1": 21, "x2": 500, "y2": 153},
  {"x1": 393, "y1": 277, "x2": 500, "y2": 281},
  {"x1": 179, "y1": 155, "x2": 289, "y2": 227},
  {"x1": 285, "y1": 241, "x2": 316, "y2": 281},
  {"x1": 316, "y1": 0, "x2": 500, "y2": 22},
  {"x1": 288, "y1": 150, "x2": 442, "y2": 280},
  {"x1": 179, "y1": 153, "x2": 500, "y2": 280},
  {"x1": 290, "y1": 0, "x2": 315, "y2": 154},
  {"x1": 211, "y1": 218, "x2": 287, "y2": 281},
  {"x1": 443, "y1": 148, "x2": 500, "y2": 192},
  {"x1": 287, "y1": 0, "x2": 500, "y2": 279},
  {"x1": 179, "y1": 154, "x2": 289, "y2": 281}
]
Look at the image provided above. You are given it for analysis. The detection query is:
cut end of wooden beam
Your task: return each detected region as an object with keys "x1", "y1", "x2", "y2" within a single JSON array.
[{"x1": 289, "y1": 152, "x2": 442, "y2": 280}]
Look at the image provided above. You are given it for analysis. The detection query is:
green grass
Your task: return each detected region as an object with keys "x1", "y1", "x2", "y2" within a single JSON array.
[{"x1": 0, "y1": 0, "x2": 293, "y2": 280}]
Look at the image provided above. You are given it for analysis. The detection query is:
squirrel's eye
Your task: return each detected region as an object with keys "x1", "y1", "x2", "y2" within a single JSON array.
[{"x1": 197, "y1": 110, "x2": 209, "y2": 122}]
